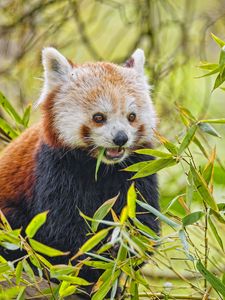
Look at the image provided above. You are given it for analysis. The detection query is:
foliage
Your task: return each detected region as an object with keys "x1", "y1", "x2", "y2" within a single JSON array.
[
  {"x1": 1, "y1": 0, "x2": 225, "y2": 297},
  {"x1": 0, "y1": 92, "x2": 31, "y2": 144},
  {"x1": 0, "y1": 34, "x2": 225, "y2": 297}
]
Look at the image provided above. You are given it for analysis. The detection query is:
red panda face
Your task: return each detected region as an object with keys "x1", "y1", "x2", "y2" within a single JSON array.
[{"x1": 38, "y1": 48, "x2": 157, "y2": 164}]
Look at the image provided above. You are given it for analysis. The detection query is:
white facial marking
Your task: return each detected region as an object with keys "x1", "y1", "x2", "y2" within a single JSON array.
[
  {"x1": 39, "y1": 48, "x2": 157, "y2": 163},
  {"x1": 131, "y1": 48, "x2": 145, "y2": 75},
  {"x1": 36, "y1": 47, "x2": 72, "y2": 106}
]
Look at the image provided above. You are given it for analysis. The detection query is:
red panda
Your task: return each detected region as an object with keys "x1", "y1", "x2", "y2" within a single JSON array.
[{"x1": 0, "y1": 48, "x2": 159, "y2": 292}]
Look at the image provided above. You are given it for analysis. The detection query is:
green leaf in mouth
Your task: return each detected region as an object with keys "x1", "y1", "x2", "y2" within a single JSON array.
[{"x1": 95, "y1": 147, "x2": 105, "y2": 181}]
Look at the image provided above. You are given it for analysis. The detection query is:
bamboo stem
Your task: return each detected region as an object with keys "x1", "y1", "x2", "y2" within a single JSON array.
[
  {"x1": 204, "y1": 204, "x2": 208, "y2": 291},
  {"x1": 125, "y1": 293, "x2": 217, "y2": 299}
]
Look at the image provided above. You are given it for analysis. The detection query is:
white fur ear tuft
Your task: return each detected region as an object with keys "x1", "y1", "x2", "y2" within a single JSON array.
[
  {"x1": 131, "y1": 48, "x2": 145, "y2": 74},
  {"x1": 125, "y1": 49, "x2": 145, "y2": 75},
  {"x1": 42, "y1": 47, "x2": 72, "y2": 85},
  {"x1": 36, "y1": 47, "x2": 72, "y2": 107}
]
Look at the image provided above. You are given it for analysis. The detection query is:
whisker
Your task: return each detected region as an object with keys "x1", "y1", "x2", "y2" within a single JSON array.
[
  {"x1": 59, "y1": 147, "x2": 74, "y2": 160},
  {"x1": 120, "y1": 160, "x2": 128, "y2": 169},
  {"x1": 88, "y1": 145, "x2": 99, "y2": 156}
]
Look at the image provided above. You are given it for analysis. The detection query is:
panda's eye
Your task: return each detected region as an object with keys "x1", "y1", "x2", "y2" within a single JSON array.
[
  {"x1": 93, "y1": 113, "x2": 106, "y2": 124},
  {"x1": 128, "y1": 112, "x2": 136, "y2": 122}
]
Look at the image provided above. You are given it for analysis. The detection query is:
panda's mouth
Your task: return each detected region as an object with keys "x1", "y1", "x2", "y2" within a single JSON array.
[{"x1": 104, "y1": 147, "x2": 125, "y2": 161}]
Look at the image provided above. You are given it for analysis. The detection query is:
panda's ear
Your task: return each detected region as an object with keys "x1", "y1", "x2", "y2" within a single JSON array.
[
  {"x1": 125, "y1": 48, "x2": 145, "y2": 75},
  {"x1": 42, "y1": 47, "x2": 72, "y2": 87},
  {"x1": 36, "y1": 47, "x2": 72, "y2": 107}
]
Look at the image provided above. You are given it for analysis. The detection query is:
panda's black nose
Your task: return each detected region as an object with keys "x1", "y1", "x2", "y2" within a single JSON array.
[{"x1": 113, "y1": 131, "x2": 128, "y2": 146}]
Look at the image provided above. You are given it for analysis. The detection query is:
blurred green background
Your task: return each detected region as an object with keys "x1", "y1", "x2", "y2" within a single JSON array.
[
  {"x1": 1, "y1": 1, "x2": 225, "y2": 298},
  {"x1": 1, "y1": 0, "x2": 224, "y2": 196}
]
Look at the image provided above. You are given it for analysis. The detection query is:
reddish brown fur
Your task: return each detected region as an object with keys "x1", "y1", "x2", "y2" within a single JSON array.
[
  {"x1": 41, "y1": 89, "x2": 62, "y2": 147},
  {"x1": 101, "y1": 63, "x2": 125, "y2": 84},
  {"x1": 0, "y1": 125, "x2": 41, "y2": 211},
  {"x1": 135, "y1": 124, "x2": 146, "y2": 144},
  {"x1": 80, "y1": 125, "x2": 91, "y2": 144},
  {"x1": 138, "y1": 124, "x2": 145, "y2": 135}
]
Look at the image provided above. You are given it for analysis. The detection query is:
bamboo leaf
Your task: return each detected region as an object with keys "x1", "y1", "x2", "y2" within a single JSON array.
[
  {"x1": 130, "y1": 235, "x2": 149, "y2": 254},
  {"x1": 178, "y1": 125, "x2": 197, "y2": 155},
  {"x1": 203, "y1": 148, "x2": 216, "y2": 185},
  {"x1": 50, "y1": 265, "x2": 75, "y2": 277},
  {"x1": 22, "y1": 259, "x2": 35, "y2": 282},
  {"x1": 0, "y1": 287, "x2": 22, "y2": 299},
  {"x1": 92, "y1": 268, "x2": 111, "y2": 293},
  {"x1": 111, "y1": 209, "x2": 120, "y2": 223},
  {"x1": 182, "y1": 211, "x2": 205, "y2": 226},
  {"x1": 219, "y1": 46, "x2": 225, "y2": 65},
  {"x1": 22, "y1": 103, "x2": 31, "y2": 127},
  {"x1": 25, "y1": 211, "x2": 48, "y2": 238},
  {"x1": 179, "y1": 229, "x2": 194, "y2": 261},
  {"x1": 197, "y1": 62, "x2": 219, "y2": 70},
  {"x1": 127, "y1": 183, "x2": 136, "y2": 218},
  {"x1": 29, "y1": 254, "x2": 42, "y2": 270},
  {"x1": 1, "y1": 242, "x2": 20, "y2": 250},
  {"x1": 132, "y1": 218, "x2": 159, "y2": 239},
  {"x1": 53, "y1": 274, "x2": 91, "y2": 285},
  {"x1": 117, "y1": 244, "x2": 128, "y2": 262},
  {"x1": 95, "y1": 147, "x2": 105, "y2": 181},
  {"x1": 208, "y1": 216, "x2": 224, "y2": 251},
  {"x1": 36, "y1": 254, "x2": 52, "y2": 268},
  {"x1": 110, "y1": 279, "x2": 118, "y2": 300},
  {"x1": 135, "y1": 270, "x2": 149, "y2": 287},
  {"x1": 59, "y1": 281, "x2": 70, "y2": 297},
  {"x1": 97, "y1": 241, "x2": 114, "y2": 254},
  {"x1": 137, "y1": 200, "x2": 180, "y2": 229},
  {"x1": 198, "y1": 122, "x2": 221, "y2": 137},
  {"x1": 211, "y1": 33, "x2": 225, "y2": 47},
  {"x1": 193, "y1": 136, "x2": 208, "y2": 159},
  {"x1": 80, "y1": 211, "x2": 118, "y2": 227},
  {"x1": 92, "y1": 269, "x2": 121, "y2": 300},
  {"x1": 154, "y1": 131, "x2": 178, "y2": 154},
  {"x1": 82, "y1": 260, "x2": 114, "y2": 269},
  {"x1": 124, "y1": 161, "x2": 149, "y2": 172},
  {"x1": 134, "y1": 149, "x2": 172, "y2": 158},
  {"x1": 0, "y1": 263, "x2": 11, "y2": 274},
  {"x1": 29, "y1": 239, "x2": 69, "y2": 257},
  {"x1": 222, "y1": 273, "x2": 225, "y2": 285},
  {"x1": 110, "y1": 227, "x2": 120, "y2": 244},
  {"x1": 130, "y1": 280, "x2": 139, "y2": 300},
  {"x1": 59, "y1": 286, "x2": 77, "y2": 298},
  {"x1": 0, "y1": 256, "x2": 7, "y2": 264},
  {"x1": 210, "y1": 209, "x2": 225, "y2": 224},
  {"x1": 196, "y1": 67, "x2": 220, "y2": 78},
  {"x1": 92, "y1": 195, "x2": 118, "y2": 232},
  {"x1": 163, "y1": 194, "x2": 186, "y2": 214},
  {"x1": 190, "y1": 165, "x2": 218, "y2": 211},
  {"x1": 0, "y1": 117, "x2": 18, "y2": 139},
  {"x1": 86, "y1": 252, "x2": 113, "y2": 263},
  {"x1": 213, "y1": 70, "x2": 225, "y2": 90},
  {"x1": 131, "y1": 158, "x2": 177, "y2": 180},
  {"x1": 121, "y1": 264, "x2": 148, "y2": 286},
  {"x1": 0, "y1": 231, "x2": 20, "y2": 246},
  {"x1": 0, "y1": 91, "x2": 23, "y2": 125},
  {"x1": 0, "y1": 210, "x2": 12, "y2": 231},
  {"x1": 176, "y1": 104, "x2": 197, "y2": 122},
  {"x1": 196, "y1": 260, "x2": 225, "y2": 296},
  {"x1": 120, "y1": 206, "x2": 128, "y2": 224},
  {"x1": 16, "y1": 287, "x2": 25, "y2": 300},
  {"x1": 72, "y1": 228, "x2": 110, "y2": 259},
  {"x1": 218, "y1": 203, "x2": 225, "y2": 211},
  {"x1": 198, "y1": 118, "x2": 225, "y2": 124},
  {"x1": 121, "y1": 230, "x2": 144, "y2": 255}
]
